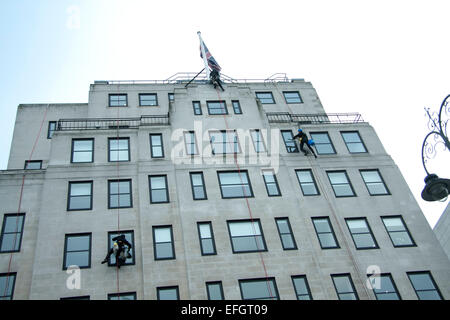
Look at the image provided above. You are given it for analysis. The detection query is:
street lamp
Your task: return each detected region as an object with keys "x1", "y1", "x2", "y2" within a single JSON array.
[{"x1": 421, "y1": 94, "x2": 450, "y2": 202}]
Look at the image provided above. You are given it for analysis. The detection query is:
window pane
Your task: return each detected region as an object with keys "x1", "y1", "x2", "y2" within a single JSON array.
[
  {"x1": 318, "y1": 233, "x2": 337, "y2": 248},
  {"x1": 276, "y1": 219, "x2": 290, "y2": 234},
  {"x1": 65, "y1": 251, "x2": 89, "y2": 268},
  {"x1": 73, "y1": 140, "x2": 93, "y2": 151},
  {"x1": 313, "y1": 218, "x2": 331, "y2": 233},
  {"x1": 280, "y1": 234, "x2": 295, "y2": 249},
  {"x1": 240, "y1": 279, "x2": 278, "y2": 300},
  {"x1": 158, "y1": 288, "x2": 178, "y2": 300},
  {"x1": 66, "y1": 235, "x2": 90, "y2": 251},
  {"x1": 0, "y1": 274, "x2": 15, "y2": 299},
  {"x1": 333, "y1": 184, "x2": 354, "y2": 197},
  {"x1": 284, "y1": 92, "x2": 302, "y2": 103},
  {"x1": 154, "y1": 228, "x2": 171, "y2": 242},
  {"x1": 352, "y1": 234, "x2": 377, "y2": 248},
  {"x1": 72, "y1": 152, "x2": 92, "y2": 163},
  {"x1": 229, "y1": 221, "x2": 261, "y2": 236},
  {"x1": 347, "y1": 143, "x2": 367, "y2": 153},
  {"x1": 70, "y1": 183, "x2": 91, "y2": 196},
  {"x1": 328, "y1": 172, "x2": 348, "y2": 184},
  {"x1": 333, "y1": 276, "x2": 354, "y2": 293},
  {"x1": 3, "y1": 216, "x2": 24, "y2": 233},
  {"x1": 69, "y1": 196, "x2": 91, "y2": 210},
  {"x1": 201, "y1": 239, "x2": 215, "y2": 254},
  {"x1": 367, "y1": 183, "x2": 388, "y2": 195},
  {"x1": 347, "y1": 219, "x2": 369, "y2": 233},
  {"x1": 390, "y1": 231, "x2": 414, "y2": 246},
  {"x1": 315, "y1": 144, "x2": 334, "y2": 154},
  {"x1": 409, "y1": 274, "x2": 436, "y2": 291},
  {"x1": 1, "y1": 233, "x2": 22, "y2": 251},
  {"x1": 155, "y1": 242, "x2": 174, "y2": 259},
  {"x1": 25, "y1": 161, "x2": 42, "y2": 169},
  {"x1": 207, "y1": 283, "x2": 223, "y2": 300},
  {"x1": 199, "y1": 224, "x2": 212, "y2": 238}
]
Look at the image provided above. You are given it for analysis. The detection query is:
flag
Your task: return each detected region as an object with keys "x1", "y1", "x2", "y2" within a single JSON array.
[{"x1": 199, "y1": 40, "x2": 221, "y2": 72}]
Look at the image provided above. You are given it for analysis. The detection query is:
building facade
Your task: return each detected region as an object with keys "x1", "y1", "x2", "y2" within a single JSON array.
[
  {"x1": 1, "y1": 74, "x2": 449, "y2": 300},
  {"x1": 434, "y1": 203, "x2": 450, "y2": 262}
]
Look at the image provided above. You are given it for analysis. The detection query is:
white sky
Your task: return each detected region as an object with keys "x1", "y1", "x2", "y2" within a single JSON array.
[{"x1": 0, "y1": 0, "x2": 449, "y2": 227}]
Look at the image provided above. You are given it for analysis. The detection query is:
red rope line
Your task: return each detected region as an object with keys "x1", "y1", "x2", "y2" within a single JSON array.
[
  {"x1": 115, "y1": 94, "x2": 121, "y2": 298},
  {"x1": 3, "y1": 105, "x2": 49, "y2": 298}
]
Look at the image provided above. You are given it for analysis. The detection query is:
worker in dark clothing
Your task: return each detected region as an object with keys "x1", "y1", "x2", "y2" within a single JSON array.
[
  {"x1": 210, "y1": 69, "x2": 224, "y2": 91},
  {"x1": 292, "y1": 129, "x2": 317, "y2": 158},
  {"x1": 101, "y1": 234, "x2": 132, "y2": 268}
]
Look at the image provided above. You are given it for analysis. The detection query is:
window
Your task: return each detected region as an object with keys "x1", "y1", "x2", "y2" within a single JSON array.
[
  {"x1": 360, "y1": 169, "x2": 390, "y2": 196},
  {"x1": 255, "y1": 92, "x2": 275, "y2": 104},
  {"x1": 71, "y1": 139, "x2": 94, "y2": 163},
  {"x1": 312, "y1": 217, "x2": 339, "y2": 249},
  {"x1": 283, "y1": 91, "x2": 303, "y2": 104},
  {"x1": 310, "y1": 132, "x2": 336, "y2": 155},
  {"x1": 207, "y1": 100, "x2": 228, "y2": 115},
  {"x1": 24, "y1": 160, "x2": 42, "y2": 170},
  {"x1": 109, "y1": 94, "x2": 127, "y2": 107},
  {"x1": 192, "y1": 101, "x2": 202, "y2": 115},
  {"x1": 327, "y1": 171, "x2": 356, "y2": 197},
  {"x1": 218, "y1": 171, "x2": 253, "y2": 199},
  {"x1": 206, "y1": 281, "x2": 224, "y2": 300},
  {"x1": 250, "y1": 129, "x2": 266, "y2": 153},
  {"x1": 60, "y1": 296, "x2": 90, "y2": 300},
  {"x1": 168, "y1": 93, "x2": 174, "y2": 102},
  {"x1": 407, "y1": 272, "x2": 443, "y2": 300},
  {"x1": 149, "y1": 175, "x2": 169, "y2": 203},
  {"x1": 381, "y1": 216, "x2": 415, "y2": 247},
  {"x1": 239, "y1": 278, "x2": 279, "y2": 300},
  {"x1": 345, "y1": 218, "x2": 378, "y2": 249},
  {"x1": 153, "y1": 226, "x2": 175, "y2": 260},
  {"x1": 184, "y1": 131, "x2": 198, "y2": 155},
  {"x1": 139, "y1": 93, "x2": 158, "y2": 106},
  {"x1": 291, "y1": 276, "x2": 312, "y2": 300},
  {"x1": 108, "y1": 179, "x2": 132, "y2": 209},
  {"x1": 369, "y1": 274, "x2": 401, "y2": 300},
  {"x1": 197, "y1": 222, "x2": 216, "y2": 255},
  {"x1": 47, "y1": 121, "x2": 56, "y2": 139},
  {"x1": 209, "y1": 130, "x2": 241, "y2": 154},
  {"x1": 150, "y1": 134, "x2": 164, "y2": 158},
  {"x1": 281, "y1": 130, "x2": 299, "y2": 153},
  {"x1": 0, "y1": 214, "x2": 25, "y2": 253},
  {"x1": 232, "y1": 100, "x2": 242, "y2": 114},
  {"x1": 262, "y1": 170, "x2": 281, "y2": 197},
  {"x1": 227, "y1": 220, "x2": 266, "y2": 253},
  {"x1": 108, "y1": 137, "x2": 130, "y2": 162},
  {"x1": 108, "y1": 292, "x2": 136, "y2": 300},
  {"x1": 107, "y1": 231, "x2": 135, "y2": 266},
  {"x1": 275, "y1": 218, "x2": 297, "y2": 250},
  {"x1": 190, "y1": 172, "x2": 207, "y2": 200},
  {"x1": 157, "y1": 286, "x2": 179, "y2": 300},
  {"x1": 296, "y1": 169, "x2": 319, "y2": 196},
  {"x1": 331, "y1": 274, "x2": 359, "y2": 300},
  {"x1": 67, "y1": 181, "x2": 93, "y2": 211},
  {"x1": 0, "y1": 273, "x2": 16, "y2": 300},
  {"x1": 341, "y1": 131, "x2": 367, "y2": 153},
  {"x1": 63, "y1": 233, "x2": 91, "y2": 269}
]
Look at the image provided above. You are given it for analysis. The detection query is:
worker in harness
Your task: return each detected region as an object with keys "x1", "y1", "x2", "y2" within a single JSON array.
[
  {"x1": 210, "y1": 69, "x2": 224, "y2": 91},
  {"x1": 292, "y1": 129, "x2": 317, "y2": 158},
  {"x1": 101, "y1": 234, "x2": 132, "y2": 268}
]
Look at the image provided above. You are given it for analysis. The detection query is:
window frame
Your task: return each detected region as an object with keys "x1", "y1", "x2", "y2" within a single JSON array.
[
  {"x1": 150, "y1": 133, "x2": 164, "y2": 158},
  {"x1": 139, "y1": 93, "x2": 158, "y2": 106},
  {"x1": 0, "y1": 213, "x2": 26, "y2": 253},
  {"x1": 190, "y1": 172, "x2": 207, "y2": 200},
  {"x1": 149, "y1": 175, "x2": 170, "y2": 204},
  {"x1": 108, "y1": 93, "x2": 128, "y2": 107},
  {"x1": 255, "y1": 92, "x2": 275, "y2": 104},
  {"x1": 311, "y1": 217, "x2": 340, "y2": 249},
  {"x1": 283, "y1": 91, "x2": 303, "y2": 104},
  {"x1": 345, "y1": 217, "x2": 379, "y2": 250},
  {"x1": 63, "y1": 233, "x2": 92, "y2": 270},
  {"x1": 217, "y1": 170, "x2": 254, "y2": 199},
  {"x1": 108, "y1": 179, "x2": 133, "y2": 209},
  {"x1": 331, "y1": 273, "x2": 359, "y2": 300},
  {"x1": 209, "y1": 130, "x2": 241, "y2": 155},
  {"x1": 295, "y1": 169, "x2": 320, "y2": 196},
  {"x1": 291, "y1": 275, "x2": 313, "y2": 300},
  {"x1": 24, "y1": 160, "x2": 42, "y2": 170},
  {"x1": 326, "y1": 170, "x2": 356, "y2": 198},
  {"x1": 232, "y1": 100, "x2": 242, "y2": 114},
  {"x1": 192, "y1": 101, "x2": 202, "y2": 115},
  {"x1": 341, "y1": 131, "x2": 368, "y2": 154},
  {"x1": 369, "y1": 273, "x2": 401, "y2": 300},
  {"x1": 0, "y1": 272, "x2": 17, "y2": 300},
  {"x1": 197, "y1": 222, "x2": 217, "y2": 256},
  {"x1": 157, "y1": 286, "x2": 179, "y2": 300},
  {"x1": 381, "y1": 215, "x2": 416, "y2": 248},
  {"x1": 407, "y1": 271, "x2": 443, "y2": 300},
  {"x1": 207, "y1": 100, "x2": 228, "y2": 115},
  {"x1": 281, "y1": 130, "x2": 299, "y2": 153},
  {"x1": 227, "y1": 219, "x2": 267, "y2": 254},
  {"x1": 67, "y1": 181, "x2": 93, "y2": 211},
  {"x1": 238, "y1": 277, "x2": 280, "y2": 300},
  {"x1": 107, "y1": 292, "x2": 137, "y2": 300},
  {"x1": 275, "y1": 217, "x2": 297, "y2": 250},
  {"x1": 47, "y1": 121, "x2": 56, "y2": 139},
  {"x1": 184, "y1": 131, "x2": 199, "y2": 156},
  {"x1": 310, "y1": 132, "x2": 336, "y2": 155},
  {"x1": 360, "y1": 169, "x2": 391, "y2": 196},
  {"x1": 262, "y1": 169, "x2": 281, "y2": 197},
  {"x1": 206, "y1": 281, "x2": 225, "y2": 300},
  {"x1": 152, "y1": 225, "x2": 175, "y2": 260},
  {"x1": 71, "y1": 138, "x2": 94, "y2": 163},
  {"x1": 108, "y1": 137, "x2": 130, "y2": 162},
  {"x1": 250, "y1": 129, "x2": 266, "y2": 153},
  {"x1": 106, "y1": 230, "x2": 135, "y2": 267}
]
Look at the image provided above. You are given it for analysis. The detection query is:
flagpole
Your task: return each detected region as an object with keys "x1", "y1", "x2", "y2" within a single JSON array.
[{"x1": 197, "y1": 31, "x2": 210, "y2": 79}]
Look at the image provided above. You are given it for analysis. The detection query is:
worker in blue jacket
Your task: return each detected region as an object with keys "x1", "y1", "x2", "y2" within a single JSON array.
[{"x1": 292, "y1": 129, "x2": 317, "y2": 158}]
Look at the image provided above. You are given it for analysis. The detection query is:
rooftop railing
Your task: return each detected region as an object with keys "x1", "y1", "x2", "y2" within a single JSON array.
[
  {"x1": 266, "y1": 112, "x2": 364, "y2": 124},
  {"x1": 56, "y1": 114, "x2": 170, "y2": 131}
]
